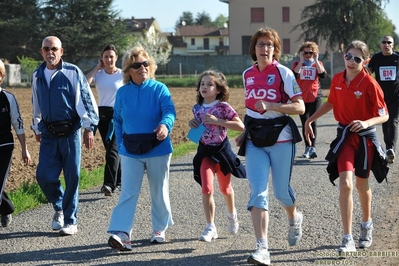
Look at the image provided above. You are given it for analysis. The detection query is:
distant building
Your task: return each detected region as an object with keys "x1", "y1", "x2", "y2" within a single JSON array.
[
  {"x1": 165, "y1": 25, "x2": 229, "y2": 56},
  {"x1": 220, "y1": 0, "x2": 327, "y2": 55},
  {"x1": 123, "y1": 17, "x2": 161, "y2": 38}
]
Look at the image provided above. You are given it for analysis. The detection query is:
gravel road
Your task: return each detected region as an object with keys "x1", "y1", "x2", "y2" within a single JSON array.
[{"x1": 1, "y1": 112, "x2": 398, "y2": 266}]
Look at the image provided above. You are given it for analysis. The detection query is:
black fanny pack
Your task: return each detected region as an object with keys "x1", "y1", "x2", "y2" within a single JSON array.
[
  {"x1": 123, "y1": 133, "x2": 163, "y2": 155},
  {"x1": 249, "y1": 124, "x2": 285, "y2": 147},
  {"x1": 45, "y1": 117, "x2": 79, "y2": 138},
  {"x1": 99, "y1": 106, "x2": 114, "y2": 120}
]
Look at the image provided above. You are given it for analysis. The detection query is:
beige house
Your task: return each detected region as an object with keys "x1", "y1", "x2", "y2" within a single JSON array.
[
  {"x1": 220, "y1": 0, "x2": 326, "y2": 55},
  {"x1": 168, "y1": 25, "x2": 229, "y2": 56},
  {"x1": 124, "y1": 17, "x2": 161, "y2": 38}
]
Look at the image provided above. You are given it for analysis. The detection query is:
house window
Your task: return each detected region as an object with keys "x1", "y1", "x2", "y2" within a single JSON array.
[
  {"x1": 283, "y1": 39, "x2": 290, "y2": 54},
  {"x1": 251, "y1": 8, "x2": 264, "y2": 23},
  {"x1": 242, "y1": 36, "x2": 252, "y2": 55},
  {"x1": 204, "y1": 38, "x2": 209, "y2": 50},
  {"x1": 282, "y1": 7, "x2": 290, "y2": 22},
  {"x1": 191, "y1": 38, "x2": 195, "y2": 45}
]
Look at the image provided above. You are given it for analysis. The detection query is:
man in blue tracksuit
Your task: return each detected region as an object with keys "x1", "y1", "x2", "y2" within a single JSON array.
[{"x1": 31, "y1": 36, "x2": 99, "y2": 236}]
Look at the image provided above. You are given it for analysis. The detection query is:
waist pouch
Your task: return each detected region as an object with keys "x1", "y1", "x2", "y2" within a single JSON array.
[
  {"x1": 99, "y1": 107, "x2": 114, "y2": 120},
  {"x1": 123, "y1": 133, "x2": 163, "y2": 155},
  {"x1": 44, "y1": 117, "x2": 78, "y2": 138},
  {"x1": 249, "y1": 124, "x2": 285, "y2": 147}
]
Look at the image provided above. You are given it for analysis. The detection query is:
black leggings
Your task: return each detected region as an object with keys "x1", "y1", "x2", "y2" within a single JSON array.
[
  {"x1": 0, "y1": 145, "x2": 15, "y2": 215},
  {"x1": 299, "y1": 97, "x2": 323, "y2": 147}
]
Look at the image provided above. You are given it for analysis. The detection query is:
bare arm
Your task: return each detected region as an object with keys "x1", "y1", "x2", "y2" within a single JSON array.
[
  {"x1": 305, "y1": 101, "x2": 333, "y2": 145},
  {"x1": 202, "y1": 114, "x2": 244, "y2": 132},
  {"x1": 85, "y1": 60, "x2": 104, "y2": 85},
  {"x1": 16, "y1": 133, "x2": 31, "y2": 166}
]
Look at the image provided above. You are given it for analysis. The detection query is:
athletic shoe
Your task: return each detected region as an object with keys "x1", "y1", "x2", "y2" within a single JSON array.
[
  {"x1": 1, "y1": 214, "x2": 12, "y2": 227},
  {"x1": 227, "y1": 213, "x2": 239, "y2": 234},
  {"x1": 309, "y1": 147, "x2": 318, "y2": 159},
  {"x1": 59, "y1": 224, "x2": 78, "y2": 236},
  {"x1": 247, "y1": 243, "x2": 271, "y2": 265},
  {"x1": 288, "y1": 211, "x2": 303, "y2": 246},
  {"x1": 101, "y1": 185, "x2": 112, "y2": 196},
  {"x1": 108, "y1": 232, "x2": 132, "y2": 251},
  {"x1": 150, "y1": 230, "x2": 165, "y2": 243},
  {"x1": 387, "y1": 149, "x2": 395, "y2": 164},
  {"x1": 52, "y1": 210, "x2": 64, "y2": 230},
  {"x1": 358, "y1": 223, "x2": 373, "y2": 248},
  {"x1": 301, "y1": 146, "x2": 311, "y2": 158},
  {"x1": 337, "y1": 237, "x2": 356, "y2": 253},
  {"x1": 198, "y1": 225, "x2": 218, "y2": 242}
]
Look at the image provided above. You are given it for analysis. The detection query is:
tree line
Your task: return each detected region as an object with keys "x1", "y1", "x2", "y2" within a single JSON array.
[{"x1": 0, "y1": 0, "x2": 397, "y2": 67}]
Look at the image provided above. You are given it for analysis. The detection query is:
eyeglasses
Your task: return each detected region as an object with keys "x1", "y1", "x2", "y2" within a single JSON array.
[
  {"x1": 303, "y1": 51, "x2": 314, "y2": 55},
  {"x1": 42, "y1": 46, "x2": 61, "y2": 52},
  {"x1": 381, "y1": 41, "x2": 393, "y2": 45},
  {"x1": 256, "y1": 42, "x2": 274, "y2": 49},
  {"x1": 344, "y1": 53, "x2": 363, "y2": 64},
  {"x1": 131, "y1": 61, "x2": 150, "y2": 69}
]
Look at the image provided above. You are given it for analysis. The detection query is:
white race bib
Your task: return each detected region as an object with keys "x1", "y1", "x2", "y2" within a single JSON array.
[
  {"x1": 299, "y1": 66, "x2": 316, "y2": 80},
  {"x1": 379, "y1": 66, "x2": 396, "y2": 81}
]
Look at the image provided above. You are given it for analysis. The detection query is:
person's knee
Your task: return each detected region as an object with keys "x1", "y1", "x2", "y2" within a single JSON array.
[{"x1": 220, "y1": 186, "x2": 233, "y2": 195}]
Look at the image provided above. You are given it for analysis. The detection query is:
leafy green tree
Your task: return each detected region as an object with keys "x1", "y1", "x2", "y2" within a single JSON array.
[
  {"x1": 39, "y1": 0, "x2": 128, "y2": 64},
  {"x1": 0, "y1": 0, "x2": 42, "y2": 63},
  {"x1": 293, "y1": 0, "x2": 392, "y2": 52},
  {"x1": 175, "y1": 11, "x2": 195, "y2": 28},
  {"x1": 214, "y1": 14, "x2": 229, "y2": 28},
  {"x1": 195, "y1": 11, "x2": 213, "y2": 27}
]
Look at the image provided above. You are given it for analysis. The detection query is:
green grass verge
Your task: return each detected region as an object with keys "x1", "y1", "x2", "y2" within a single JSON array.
[{"x1": 9, "y1": 130, "x2": 242, "y2": 215}]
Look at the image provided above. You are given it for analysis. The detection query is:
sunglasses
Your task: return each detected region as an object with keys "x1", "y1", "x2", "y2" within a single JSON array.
[
  {"x1": 42, "y1": 46, "x2": 61, "y2": 52},
  {"x1": 303, "y1": 51, "x2": 313, "y2": 55},
  {"x1": 131, "y1": 61, "x2": 150, "y2": 69},
  {"x1": 344, "y1": 53, "x2": 363, "y2": 64},
  {"x1": 381, "y1": 41, "x2": 393, "y2": 45}
]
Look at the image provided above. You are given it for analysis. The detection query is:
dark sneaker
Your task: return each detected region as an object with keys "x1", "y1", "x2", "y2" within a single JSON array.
[
  {"x1": 101, "y1": 185, "x2": 112, "y2": 196},
  {"x1": 387, "y1": 149, "x2": 395, "y2": 164},
  {"x1": 288, "y1": 211, "x2": 303, "y2": 246},
  {"x1": 247, "y1": 243, "x2": 271, "y2": 265},
  {"x1": 301, "y1": 146, "x2": 311, "y2": 158},
  {"x1": 108, "y1": 232, "x2": 132, "y2": 251},
  {"x1": 1, "y1": 214, "x2": 12, "y2": 227},
  {"x1": 309, "y1": 147, "x2": 318, "y2": 159},
  {"x1": 358, "y1": 223, "x2": 373, "y2": 248}
]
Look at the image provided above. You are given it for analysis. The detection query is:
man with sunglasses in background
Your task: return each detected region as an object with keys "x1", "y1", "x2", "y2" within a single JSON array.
[
  {"x1": 31, "y1": 36, "x2": 99, "y2": 236},
  {"x1": 368, "y1": 35, "x2": 399, "y2": 164}
]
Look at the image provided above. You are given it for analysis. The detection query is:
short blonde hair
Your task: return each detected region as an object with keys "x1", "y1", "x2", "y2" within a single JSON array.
[
  {"x1": 297, "y1": 41, "x2": 319, "y2": 54},
  {"x1": 122, "y1": 46, "x2": 157, "y2": 84}
]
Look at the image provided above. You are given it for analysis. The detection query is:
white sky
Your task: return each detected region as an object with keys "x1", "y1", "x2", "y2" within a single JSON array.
[{"x1": 112, "y1": 0, "x2": 399, "y2": 34}]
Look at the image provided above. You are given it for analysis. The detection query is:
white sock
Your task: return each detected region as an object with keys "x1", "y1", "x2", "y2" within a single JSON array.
[
  {"x1": 344, "y1": 234, "x2": 353, "y2": 240},
  {"x1": 361, "y1": 219, "x2": 372, "y2": 228}
]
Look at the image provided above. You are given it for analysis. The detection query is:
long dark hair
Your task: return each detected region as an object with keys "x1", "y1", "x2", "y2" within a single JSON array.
[{"x1": 195, "y1": 69, "x2": 229, "y2": 105}]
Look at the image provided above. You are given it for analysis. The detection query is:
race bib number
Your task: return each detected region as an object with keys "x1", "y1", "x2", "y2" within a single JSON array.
[
  {"x1": 299, "y1": 66, "x2": 316, "y2": 80},
  {"x1": 379, "y1": 66, "x2": 396, "y2": 81}
]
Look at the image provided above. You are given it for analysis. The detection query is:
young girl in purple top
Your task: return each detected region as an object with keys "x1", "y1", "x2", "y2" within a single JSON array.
[{"x1": 189, "y1": 69, "x2": 245, "y2": 242}]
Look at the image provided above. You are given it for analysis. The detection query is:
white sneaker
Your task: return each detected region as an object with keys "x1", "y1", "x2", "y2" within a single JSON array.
[
  {"x1": 358, "y1": 223, "x2": 373, "y2": 248},
  {"x1": 247, "y1": 243, "x2": 271, "y2": 265},
  {"x1": 150, "y1": 230, "x2": 165, "y2": 243},
  {"x1": 108, "y1": 231, "x2": 132, "y2": 251},
  {"x1": 199, "y1": 225, "x2": 218, "y2": 242},
  {"x1": 288, "y1": 211, "x2": 303, "y2": 246},
  {"x1": 337, "y1": 237, "x2": 356, "y2": 253},
  {"x1": 301, "y1": 146, "x2": 311, "y2": 158},
  {"x1": 52, "y1": 210, "x2": 64, "y2": 230},
  {"x1": 227, "y1": 213, "x2": 239, "y2": 234},
  {"x1": 59, "y1": 224, "x2": 78, "y2": 236}
]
